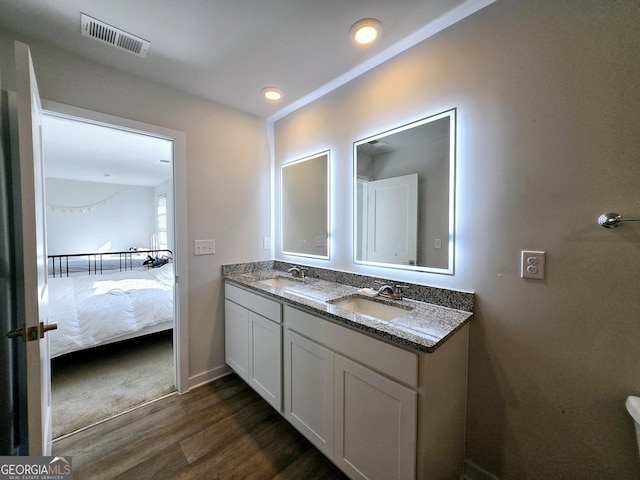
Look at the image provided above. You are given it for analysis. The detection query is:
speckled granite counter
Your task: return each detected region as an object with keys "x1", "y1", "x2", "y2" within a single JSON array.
[{"x1": 223, "y1": 261, "x2": 473, "y2": 353}]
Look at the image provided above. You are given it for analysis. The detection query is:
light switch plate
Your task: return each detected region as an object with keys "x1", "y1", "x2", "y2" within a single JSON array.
[
  {"x1": 521, "y1": 250, "x2": 545, "y2": 280},
  {"x1": 194, "y1": 239, "x2": 215, "y2": 256}
]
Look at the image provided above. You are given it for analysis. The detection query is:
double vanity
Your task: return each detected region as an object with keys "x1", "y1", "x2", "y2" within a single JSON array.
[{"x1": 223, "y1": 260, "x2": 473, "y2": 480}]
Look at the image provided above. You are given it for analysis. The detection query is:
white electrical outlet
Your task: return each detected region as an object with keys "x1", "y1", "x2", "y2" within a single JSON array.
[
  {"x1": 194, "y1": 239, "x2": 215, "y2": 256},
  {"x1": 263, "y1": 236, "x2": 271, "y2": 250},
  {"x1": 521, "y1": 250, "x2": 545, "y2": 280}
]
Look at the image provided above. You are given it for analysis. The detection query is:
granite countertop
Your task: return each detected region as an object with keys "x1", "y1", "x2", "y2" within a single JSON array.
[{"x1": 224, "y1": 268, "x2": 473, "y2": 353}]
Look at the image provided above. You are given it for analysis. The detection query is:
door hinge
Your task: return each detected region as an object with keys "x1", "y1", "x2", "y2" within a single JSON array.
[
  {"x1": 6, "y1": 322, "x2": 57, "y2": 341},
  {"x1": 40, "y1": 322, "x2": 58, "y2": 338},
  {"x1": 6, "y1": 325, "x2": 27, "y2": 341}
]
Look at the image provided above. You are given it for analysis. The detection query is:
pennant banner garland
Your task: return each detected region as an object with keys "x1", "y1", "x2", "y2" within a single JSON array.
[{"x1": 47, "y1": 192, "x2": 119, "y2": 214}]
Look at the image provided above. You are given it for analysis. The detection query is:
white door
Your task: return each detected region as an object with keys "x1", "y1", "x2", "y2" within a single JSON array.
[
  {"x1": 14, "y1": 40, "x2": 53, "y2": 455},
  {"x1": 334, "y1": 354, "x2": 417, "y2": 480},
  {"x1": 248, "y1": 312, "x2": 282, "y2": 410},
  {"x1": 224, "y1": 299, "x2": 250, "y2": 381},
  {"x1": 365, "y1": 174, "x2": 418, "y2": 265},
  {"x1": 284, "y1": 329, "x2": 335, "y2": 459}
]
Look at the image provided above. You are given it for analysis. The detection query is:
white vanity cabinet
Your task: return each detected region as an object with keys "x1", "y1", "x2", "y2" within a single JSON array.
[
  {"x1": 284, "y1": 305, "x2": 418, "y2": 480},
  {"x1": 224, "y1": 283, "x2": 282, "y2": 411},
  {"x1": 224, "y1": 280, "x2": 469, "y2": 480}
]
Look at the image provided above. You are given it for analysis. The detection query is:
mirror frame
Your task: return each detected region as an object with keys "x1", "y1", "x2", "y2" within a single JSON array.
[
  {"x1": 280, "y1": 150, "x2": 331, "y2": 260},
  {"x1": 353, "y1": 108, "x2": 456, "y2": 275}
]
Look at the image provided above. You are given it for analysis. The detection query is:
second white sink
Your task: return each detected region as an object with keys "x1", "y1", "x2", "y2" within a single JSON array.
[
  {"x1": 329, "y1": 296, "x2": 411, "y2": 321},
  {"x1": 259, "y1": 277, "x2": 301, "y2": 288}
]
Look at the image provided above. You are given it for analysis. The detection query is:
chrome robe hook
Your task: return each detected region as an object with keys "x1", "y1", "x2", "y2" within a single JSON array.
[{"x1": 598, "y1": 212, "x2": 640, "y2": 228}]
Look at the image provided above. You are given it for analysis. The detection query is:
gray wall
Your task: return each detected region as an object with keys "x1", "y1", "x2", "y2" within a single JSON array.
[
  {"x1": 0, "y1": 30, "x2": 271, "y2": 386},
  {"x1": 274, "y1": 1, "x2": 640, "y2": 478}
]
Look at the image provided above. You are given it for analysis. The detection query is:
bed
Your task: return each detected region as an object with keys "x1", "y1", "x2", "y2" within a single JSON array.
[{"x1": 47, "y1": 250, "x2": 174, "y2": 358}]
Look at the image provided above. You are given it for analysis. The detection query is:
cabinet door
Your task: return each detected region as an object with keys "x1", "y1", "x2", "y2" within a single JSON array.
[
  {"x1": 284, "y1": 329, "x2": 335, "y2": 459},
  {"x1": 334, "y1": 354, "x2": 417, "y2": 480},
  {"x1": 249, "y1": 312, "x2": 281, "y2": 410},
  {"x1": 225, "y1": 299, "x2": 249, "y2": 381}
]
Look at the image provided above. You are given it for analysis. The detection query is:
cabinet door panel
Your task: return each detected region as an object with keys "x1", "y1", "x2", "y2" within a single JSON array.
[
  {"x1": 225, "y1": 299, "x2": 249, "y2": 381},
  {"x1": 284, "y1": 329, "x2": 334, "y2": 458},
  {"x1": 249, "y1": 312, "x2": 281, "y2": 410},
  {"x1": 335, "y1": 354, "x2": 417, "y2": 480}
]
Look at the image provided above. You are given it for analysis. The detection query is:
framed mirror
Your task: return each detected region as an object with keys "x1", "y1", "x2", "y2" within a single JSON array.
[
  {"x1": 281, "y1": 151, "x2": 330, "y2": 259},
  {"x1": 354, "y1": 109, "x2": 455, "y2": 274}
]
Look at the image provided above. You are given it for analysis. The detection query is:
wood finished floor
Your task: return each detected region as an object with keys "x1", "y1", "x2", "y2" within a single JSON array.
[{"x1": 53, "y1": 373, "x2": 348, "y2": 480}]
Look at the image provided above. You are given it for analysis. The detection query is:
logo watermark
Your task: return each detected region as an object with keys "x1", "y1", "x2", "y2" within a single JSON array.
[{"x1": 0, "y1": 456, "x2": 72, "y2": 480}]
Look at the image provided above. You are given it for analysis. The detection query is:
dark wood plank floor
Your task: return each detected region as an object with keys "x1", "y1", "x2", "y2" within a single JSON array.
[{"x1": 53, "y1": 373, "x2": 348, "y2": 480}]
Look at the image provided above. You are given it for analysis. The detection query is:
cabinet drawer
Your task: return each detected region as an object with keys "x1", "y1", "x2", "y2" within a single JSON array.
[
  {"x1": 225, "y1": 282, "x2": 281, "y2": 323},
  {"x1": 285, "y1": 305, "x2": 418, "y2": 387}
]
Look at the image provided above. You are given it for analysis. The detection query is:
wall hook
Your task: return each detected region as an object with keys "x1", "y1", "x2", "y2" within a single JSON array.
[{"x1": 598, "y1": 212, "x2": 640, "y2": 228}]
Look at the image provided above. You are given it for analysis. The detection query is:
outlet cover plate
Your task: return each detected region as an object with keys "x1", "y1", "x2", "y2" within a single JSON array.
[{"x1": 521, "y1": 250, "x2": 545, "y2": 280}]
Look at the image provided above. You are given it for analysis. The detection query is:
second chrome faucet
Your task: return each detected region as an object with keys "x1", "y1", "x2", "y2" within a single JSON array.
[
  {"x1": 288, "y1": 266, "x2": 307, "y2": 278},
  {"x1": 375, "y1": 281, "x2": 408, "y2": 300}
]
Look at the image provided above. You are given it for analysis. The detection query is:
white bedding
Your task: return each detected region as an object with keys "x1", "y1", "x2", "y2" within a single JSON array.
[{"x1": 48, "y1": 264, "x2": 175, "y2": 358}]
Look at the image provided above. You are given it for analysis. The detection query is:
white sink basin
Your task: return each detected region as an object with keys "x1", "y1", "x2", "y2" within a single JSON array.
[
  {"x1": 259, "y1": 277, "x2": 301, "y2": 288},
  {"x1": 330, "y1": 296, "x2": 410, "y2": 321}
]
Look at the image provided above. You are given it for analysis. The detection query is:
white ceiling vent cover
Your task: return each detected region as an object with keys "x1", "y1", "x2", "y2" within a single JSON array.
[{"x1": 81, "y1": 13, "x2": 150, "y2": 58}]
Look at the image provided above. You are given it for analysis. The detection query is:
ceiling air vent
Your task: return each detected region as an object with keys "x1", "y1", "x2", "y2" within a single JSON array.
[
  {"x1": 367, "y1": 139, "x2": 388, "y2": 148},
  {"x1": 81, "y1": 13, "x2": 150, "y2": 58}
]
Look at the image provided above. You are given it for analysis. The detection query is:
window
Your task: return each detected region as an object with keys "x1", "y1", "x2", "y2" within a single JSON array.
[{"x1": 156, "y1": 194, "x2": 168, "y2": 249}]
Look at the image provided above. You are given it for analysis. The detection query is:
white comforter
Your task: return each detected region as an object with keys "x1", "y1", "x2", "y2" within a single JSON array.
[{"x1": 48, "y1": 264, "x2": 175, "y2": 358}]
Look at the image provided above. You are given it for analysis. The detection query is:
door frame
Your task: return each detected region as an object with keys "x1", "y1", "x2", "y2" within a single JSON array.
[{"x1": 41, "y1": 100, "x2": 189, "y2": 393}]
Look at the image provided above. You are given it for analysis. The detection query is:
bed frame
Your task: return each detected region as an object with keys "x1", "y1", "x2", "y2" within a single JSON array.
[{"x1": 48, "y1": 249, "x2": 173, "y2": 277}]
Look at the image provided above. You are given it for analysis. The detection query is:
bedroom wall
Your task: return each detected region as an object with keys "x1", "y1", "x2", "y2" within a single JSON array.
[
  {"x1": 0, "y1": 30, "x2": 271, "y2": 387},
  {"x1": 274, "y1": 1, "x2": 640, "y2": 478},
  {"x1": 45, "y1": 178, "x2": 156, "y2": 255}
]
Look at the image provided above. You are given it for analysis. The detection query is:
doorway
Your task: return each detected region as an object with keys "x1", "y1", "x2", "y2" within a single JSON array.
[{"x1": 40, "y1": 103, "x2": 187, "y2": 437}]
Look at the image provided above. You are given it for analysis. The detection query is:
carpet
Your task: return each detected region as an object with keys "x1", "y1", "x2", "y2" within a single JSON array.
[{"x1": 51, "y1": 330, "x2": 175, "y2": 439}]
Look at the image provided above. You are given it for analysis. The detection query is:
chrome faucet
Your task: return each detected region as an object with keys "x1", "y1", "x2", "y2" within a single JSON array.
[
  {"x1": 377, "y1": 284, "x2": 395, "y2": 297},
  {"x1": 375, "y1": 281, "x2": 408, "y2": 300},
  {"x1": 288, "y1": 266, "x2": 306, "y2": 278}
]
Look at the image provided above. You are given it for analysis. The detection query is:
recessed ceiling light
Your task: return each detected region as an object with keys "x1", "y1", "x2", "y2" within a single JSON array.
[
  {"x1": 349, "y1": 18, "x2": 382, "y2": 45},
  {"x1": 262, "y1": 87, "x2": 284, "y2": 102}
]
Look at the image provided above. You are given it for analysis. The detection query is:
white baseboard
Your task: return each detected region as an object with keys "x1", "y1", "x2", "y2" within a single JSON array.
[
  {"x1": 462, "y1": 459, "x2": 501, "y2": 480},
  {"x1": 185, "y1": 364, "x2": 233, "y2": 391}
]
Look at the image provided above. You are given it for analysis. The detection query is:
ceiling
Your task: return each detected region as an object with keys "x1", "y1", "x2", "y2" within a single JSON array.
[
  {"x1": 0, "y1": 0, "x2": 492, "y2": 120},
  {"x1": 2, "y1": 0, "x2": 493, "y2": 187},
  {"x1": 42, "y1": 115, "x2": 174, "y2": 187}
]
